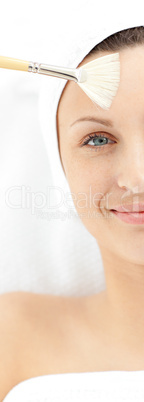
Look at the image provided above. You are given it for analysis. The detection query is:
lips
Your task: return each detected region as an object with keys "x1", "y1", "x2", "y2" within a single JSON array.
[{"x1": 110, "y1": 203, "x2": 144, "y2": 213}]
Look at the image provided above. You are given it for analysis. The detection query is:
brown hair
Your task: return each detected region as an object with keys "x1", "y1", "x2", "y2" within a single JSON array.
[{"x1": 88, "y1": 26, "x2": 144, "y2": 56}]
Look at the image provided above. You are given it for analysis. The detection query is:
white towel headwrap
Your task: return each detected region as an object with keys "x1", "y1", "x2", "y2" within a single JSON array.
[{"x1": 0, "y1": 0, "x2": 143, "y2": 296}]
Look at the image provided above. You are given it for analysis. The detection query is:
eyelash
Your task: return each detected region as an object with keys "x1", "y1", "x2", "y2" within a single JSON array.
[{"x1": 81, "y1": 133, "x2": 115, "y2": 152}]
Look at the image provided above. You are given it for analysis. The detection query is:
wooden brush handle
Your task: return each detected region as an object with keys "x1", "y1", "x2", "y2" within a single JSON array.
[
  {"x1": 0, "y1": 56, "x2": 29, "y2": 71},
  {"x1": 0, "y1": 56, "x2": 79, "y2": 81}
]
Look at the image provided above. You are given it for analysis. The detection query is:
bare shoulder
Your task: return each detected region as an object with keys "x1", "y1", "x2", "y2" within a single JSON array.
[
  {"x1": 0, "y1": 290, "x2": 62, "y2": 344},
  {"x1": 0, "y1": 291, "x2": 41, "y2": 329},
  {"x1": 0, "y1": 291, "x2": 35, "y2": 400},
  {"x1": 0, "y1": 290, "x2": 74, "y2": 341},
  {"x1": 0, "y1": 290, "x2": 62, "y2": 341},
  {"x1": 0, "y1": 290, "x2": 30, "y2": 333},
  {"x1": 0, "y1": 291, "x2": 87, "y2": 400},
  {"x1": 0, "y1": 291, "x2": 72, "y2": 397}
]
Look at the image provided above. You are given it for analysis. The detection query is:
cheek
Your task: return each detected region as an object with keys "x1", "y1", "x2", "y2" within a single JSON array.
[
  {"x1": 62, "y1": 147, "x2": 111, "y2": 212},
  {"x1": 61, "y1": 144, "x2": 115, "y2": 240}
]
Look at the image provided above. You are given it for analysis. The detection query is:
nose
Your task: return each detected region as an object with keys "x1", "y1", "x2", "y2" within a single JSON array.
[{"x1": 117, "y1": 135, "x2": 144, "y2": 192}]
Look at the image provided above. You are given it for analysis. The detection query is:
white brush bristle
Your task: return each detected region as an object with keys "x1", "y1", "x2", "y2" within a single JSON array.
[{"x1": 78, "y1": 52, "x2": 120, "y2": 110}]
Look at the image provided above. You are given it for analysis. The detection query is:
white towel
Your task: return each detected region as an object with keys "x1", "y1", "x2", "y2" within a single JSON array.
[{"x1": 3, "y1": 371, "x2": 144, "y2": 401}]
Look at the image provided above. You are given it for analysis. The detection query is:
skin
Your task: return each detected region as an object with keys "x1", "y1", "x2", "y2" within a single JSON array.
[{"x1": 56, "y1": 44, "x2": 144, "y2": 364}]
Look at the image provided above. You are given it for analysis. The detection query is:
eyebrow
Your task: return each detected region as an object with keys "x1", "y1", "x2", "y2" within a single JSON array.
[{"x1": 70, "y1": 116, "x2": 114, "y2": 128}]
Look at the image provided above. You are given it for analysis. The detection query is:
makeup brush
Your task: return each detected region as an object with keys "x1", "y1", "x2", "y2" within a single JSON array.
[{"x1": 0, "y1": 53, "x2": 120, "y2": 110}]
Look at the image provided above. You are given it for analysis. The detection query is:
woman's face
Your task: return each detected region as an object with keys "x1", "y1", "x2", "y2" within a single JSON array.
[{"x1": 57, "y1": 45, "x2": 144, "y2": 264}]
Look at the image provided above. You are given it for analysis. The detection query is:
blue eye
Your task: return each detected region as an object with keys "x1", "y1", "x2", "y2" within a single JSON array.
[{"x1": 81, "y1": 133, "x2": 115, "y2": 152}]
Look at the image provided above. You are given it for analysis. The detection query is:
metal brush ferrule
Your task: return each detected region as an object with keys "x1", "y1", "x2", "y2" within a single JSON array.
[
  {"x1": 28, "y1": 62, "x2": 87, "y2": 83},
  {"x1": 28, "y1": 62, "x2": 39, "y2": 73}
]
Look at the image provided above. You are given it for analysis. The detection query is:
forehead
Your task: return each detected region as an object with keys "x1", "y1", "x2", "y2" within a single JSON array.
[
  {"x1": 57, "y1": 45, "x2": 144, "y2": 129},
  {"x1": 57, "y1": 52, "x2": 104, "y2": 127}
]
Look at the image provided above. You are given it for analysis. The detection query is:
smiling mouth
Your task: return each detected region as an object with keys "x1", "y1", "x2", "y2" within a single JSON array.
[
  {"x1": 110, "y1": 203, "x2": 144, "y2": 213},
  {"x1": 109, "y1": 208, "x2": 144, "y2": 225},
  {"x1": 111, "y1": 209, "x2": 144, "y2": 213},
  {"x1": 110, "y1": 209, "x2": 144, "y2": 214}
]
